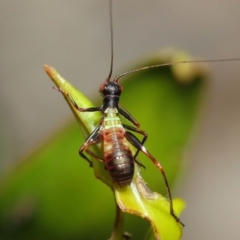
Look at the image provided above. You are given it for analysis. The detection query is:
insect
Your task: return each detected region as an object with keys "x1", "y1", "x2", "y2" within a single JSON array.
[
  {"x1": 54, "y1": 0, "x2": 184, "y2": 226},
  {"x1": 54, "y1": 0, "x2": 240, "y2": 227}
]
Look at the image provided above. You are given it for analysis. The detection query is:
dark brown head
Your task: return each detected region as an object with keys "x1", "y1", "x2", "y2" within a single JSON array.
[
  {"x1": 99, "y1": 80, "x2": 123, "y2": 111},
  {"x1": 99, "y1": 80, "x2": 123, "y2": 98}
]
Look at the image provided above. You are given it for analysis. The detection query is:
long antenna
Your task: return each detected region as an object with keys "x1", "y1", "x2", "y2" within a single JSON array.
[
  {"x1": 106, "y1": 0, "x2": 114, "y2": 82},
  {"x1": 114, "y1": 58, "x2": 240, "y2": 83}
]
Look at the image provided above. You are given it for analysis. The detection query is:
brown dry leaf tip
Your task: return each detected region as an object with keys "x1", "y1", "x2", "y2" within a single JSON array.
[
  {"x1": 43, "y1": 64, "x2": 54, "y2": 75},
  {"x1": 43, "y1": 64, "x2": 50, "y2": 72},
  {"x1": 43, "y1": 65, "x2": 55, "y2": 81},
  {"x1": 136, "y1": 176, "x2": 159, "y2": 200}
]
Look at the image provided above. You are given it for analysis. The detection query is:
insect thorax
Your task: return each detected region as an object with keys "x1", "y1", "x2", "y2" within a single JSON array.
[{"x1": 103, "y1": 108, "x2": 122, "y2": 130}]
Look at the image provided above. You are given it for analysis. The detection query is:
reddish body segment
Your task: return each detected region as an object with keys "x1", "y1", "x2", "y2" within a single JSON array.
[{"x1": 102, "y1": 109, "x2": 134, "y2": 187}]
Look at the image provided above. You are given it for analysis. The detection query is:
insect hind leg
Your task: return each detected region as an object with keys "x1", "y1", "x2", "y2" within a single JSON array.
[
  {"x1": 123, "y1": 123, "x2": 148, "y2": 168},
  {"x1": 125, "y1": 131, "x2": 184, "y2": 227}
]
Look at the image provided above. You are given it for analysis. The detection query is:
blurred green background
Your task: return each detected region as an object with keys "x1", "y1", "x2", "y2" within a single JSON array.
[{"x1": 0, "y1": 0, "x2": 240, "y2": 239}]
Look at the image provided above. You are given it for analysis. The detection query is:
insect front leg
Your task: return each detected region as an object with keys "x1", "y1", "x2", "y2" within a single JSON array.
[
  {"x1": 125, "y1": 131, "x2": 184, "y2": 227},
  {"x1": 53, "y1": 87, "x2": 101, "y2": 112}
]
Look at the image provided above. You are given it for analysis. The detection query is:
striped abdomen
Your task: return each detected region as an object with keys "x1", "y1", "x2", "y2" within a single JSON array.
[{"x1": 102, "y1": 126, "x2": 134, "y2": 187}]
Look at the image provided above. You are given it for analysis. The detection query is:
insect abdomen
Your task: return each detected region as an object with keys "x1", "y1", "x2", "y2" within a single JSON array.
[{"x1": 103, "y1": 127, "x2": 134, "y2": 187}]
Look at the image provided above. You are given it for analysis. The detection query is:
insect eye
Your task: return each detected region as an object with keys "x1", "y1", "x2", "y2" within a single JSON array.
[{"x1": 99, "y1": 83, "x2": 106, "y2": 93}]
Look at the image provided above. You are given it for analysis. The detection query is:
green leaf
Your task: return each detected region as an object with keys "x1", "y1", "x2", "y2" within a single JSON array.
[
  {"x1": 0, "y1": 50, "x2": 206, "y2": 240},
  {"x1": 45, "y1": 64, "x2": 186, "y2": 239}
]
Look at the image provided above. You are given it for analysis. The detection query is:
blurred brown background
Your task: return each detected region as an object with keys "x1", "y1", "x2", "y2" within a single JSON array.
[{"x1": 0, "y1": 0, "x2": 240, "y2": 239}]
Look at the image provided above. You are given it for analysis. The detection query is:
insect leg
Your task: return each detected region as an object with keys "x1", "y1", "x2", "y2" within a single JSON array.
[
  {"x1": 119, "y1": 105, "x2": 140, "y2": 127},
  {"x1": 123, "y1": 124, "x2": 148, "y2": 167},
  {"x1": 80, "y1": 133, "x2": 104, "y2": 165},
  {"x1": 125, "y1": 131, "x2": 184, "y2": 227},
  {"x1": 54, "y1": 87, "x2": 101, "y2": 112},
  {"x1": 79, "y1": 124, "x2": 104, "y2": 166}
]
